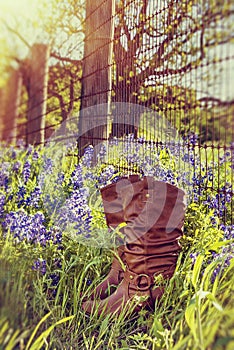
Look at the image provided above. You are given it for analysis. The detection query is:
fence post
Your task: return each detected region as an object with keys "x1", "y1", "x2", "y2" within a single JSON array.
[
  {"x1": 78, "y1": 0, "x2": 115, "y2": 158},
  {"x1": 26, "y1": 43, "x2": 50, "y2": 146},
  {"x1": 0, "y1": 87, "x2": 5, "y2": 141},
  {"x1": 0, "y1": 68, "x2": 22, "y2": 144}
]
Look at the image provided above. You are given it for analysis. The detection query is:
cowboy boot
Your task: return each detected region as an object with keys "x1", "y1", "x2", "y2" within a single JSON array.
[
  {"x1": 83, "y1": 176, "x2": 186, "y2": 315},
  {"x1": 89, "y1": 175, "x2": 140, "y2": 299}
]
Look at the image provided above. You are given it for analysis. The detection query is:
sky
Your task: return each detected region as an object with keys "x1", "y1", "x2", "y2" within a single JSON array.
[
  {"x1": 0, "y1": 0, "x2": 55, "y2": 63},
  {"x1": 0, "y1": 0, "x2": 40, "y2": 19}
]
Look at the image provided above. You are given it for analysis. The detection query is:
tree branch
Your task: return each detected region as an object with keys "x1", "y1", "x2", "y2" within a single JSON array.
[
  {"x1": 50, "y1": 52, "x2": 82, "y2": 65},
  {"x1": 1, "y1": 19, "x2": 31, "y2": 49}
]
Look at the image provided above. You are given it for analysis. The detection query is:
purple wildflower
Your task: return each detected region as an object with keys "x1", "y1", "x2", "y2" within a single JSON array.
[
  {"x1": 57, "y1": 187, "x2": 92, "y2": 238},
  {"x1": 16, "y1": 186, "x2": 27, "y2": 208},
  {"x1": 42, "y1": 156, "x2": 53, "y2": 174},
  {"x1": 57, "y1": 172, "x2": 65, "y2": 185},
  {"x1": 32, "y1": 259, "x2": 47, "y2": 275},
  {"x1": 26, "y1": 186, "x2": 42, "y2": 209},
  {"x1": 26, "y1": 145, "x2": 33, "y2": 155},
  {"x1": 12, "y1": 161, "x2": 21, "y2": 173},
  {"x1": 86, "y1": 278, "x2": 92, "y2": 286},
  {"x1": 0, "y1": 193, "x2": 5, "y2": 219},
  {"x1": 98, "y1": 165, "x2": 116, "y2": 186},
  {"x1": 190, "y1": 252, "x2": 199, "y2": 265},
  {"x1": 71, "y1": 164, "x2": 83, "y2": 189},
  {"x1": 22, "y1": 160, "x2": 31, "y2": 183},
  {"x1": 97, "y1": 144, "x2": 107, "y2": 162},
  {"x1": 81, "y1": 145, "x2": 94, "y2": 167},
  {"x1": 3, "y1": 210, "x2": 56, "y2": 246},
  {"x1": 0, "y1": 171, "x2": 9, "y2": 191},
  {"x1": 32, "y1": 150, "x2": 39, "y2": 161}
]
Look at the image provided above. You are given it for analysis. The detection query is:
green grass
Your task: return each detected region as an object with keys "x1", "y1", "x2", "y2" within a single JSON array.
[
  {"x1": 0, "y1": 207, "x2": 234, "y2": 349},
  {"x1": 0, "y1": 142, "x2": 233, "y2": 349}
]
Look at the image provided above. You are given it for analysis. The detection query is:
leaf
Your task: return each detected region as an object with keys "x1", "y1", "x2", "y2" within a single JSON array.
[
  {"x1": 29, "y1": 315, "x2": 74, "y2": 350},
  {"x1": 191, "y1": 254, "x2": 204, "y2": 289},
  {"x1": 196, "y1": 289, "x2": 223, "y2": 312},
  {"x1": 208, "y1": 240, "x2": 232, "y2": 252},
  {"x1": 25, "y1": 311, "x2": 52, "y2": 350},
  {"x1": 185, "y1": 297, "x2": 197, "y2": 340}
]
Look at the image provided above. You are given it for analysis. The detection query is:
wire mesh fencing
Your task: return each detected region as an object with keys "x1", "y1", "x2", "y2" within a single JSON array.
[{"x1": 0, "y1": 0, "x2": 233, "y2": 224}]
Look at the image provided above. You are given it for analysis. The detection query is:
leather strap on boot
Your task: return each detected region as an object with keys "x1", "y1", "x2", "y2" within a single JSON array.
[{"x1": 124, "y1": 266, "x2": 174, "y2": 291}]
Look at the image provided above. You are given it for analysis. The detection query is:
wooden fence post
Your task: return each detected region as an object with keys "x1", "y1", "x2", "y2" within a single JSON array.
[
  {"x1": 78, "y1": 0, "x2": 115, "y2": 158},
  {"x1": 26, "y1": 43, "x2": 50, "y2": 146},
  {"x1": 0, "y1": 87, "x2": 5, "y2": 141},
  {"x1": 0, "y1": 68, "x2": 22, "y2": 144}
]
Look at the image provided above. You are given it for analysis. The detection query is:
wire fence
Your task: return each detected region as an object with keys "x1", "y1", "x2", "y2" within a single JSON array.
[{"x1": 0, "y1": 0, "x2": 233, "y2": 224}]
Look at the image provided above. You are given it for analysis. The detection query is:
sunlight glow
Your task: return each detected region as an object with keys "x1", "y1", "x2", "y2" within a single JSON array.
[{"x1": 0, "y1": 0, "x2": 39, "y2": 19}]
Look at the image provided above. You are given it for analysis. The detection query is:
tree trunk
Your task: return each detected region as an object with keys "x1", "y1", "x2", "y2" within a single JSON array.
[
  {"x1": 78, "y1": 0, "x2": 115, "y2": 158},
  {"x1": 27, "y1": 43, "x2": 50, "y2": 146},
  {"x1": 0, "y1": 68, "x2": 22, "y2": 144}
]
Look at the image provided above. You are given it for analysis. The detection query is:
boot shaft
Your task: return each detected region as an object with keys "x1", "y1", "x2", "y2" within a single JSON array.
[
  {"x1": 120, "y1": 176, "x2": 186, "y2": 275},
  {"x1": 100, "y1": 175, "x2": 141, "y2": 229},
  {"x1": 121, "y1": 177, "x2": 186, "y2": 243}
]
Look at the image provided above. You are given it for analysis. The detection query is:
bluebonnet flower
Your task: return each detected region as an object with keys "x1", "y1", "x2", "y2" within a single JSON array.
[
  {"x1": 190, "y1": 252, "x2": 199, "y2": 265},
  {"x1": 16, "y1": 186, "x2": 27, "y2": 208},
  {"x1": 182, "y1": 152, "x2": 195, "y2": 166},
  {"x1": 12, "y1": 161, "x2": 21, "y2": 173},
  {"x1": 109, "y1": 137, "x2": 119, "y2": 146},
  {"x1": 38, "y1": 156, "x2": 54, "y2": 188},
  {"x1": 204, "y1": 184, "x2": 233, "y2": 221},
  {"x1": 0, "y1": 193, "x2": 5, "y2": 219},
  {"x1": 57, "y1": 187, "x2": 92, "y2": 239},
  {"x1": 86, "y1": 278, "x2": 92, "y2": 286},
  {"x1": 137, "y1": 136, "x2": 145, "y2": 144},
  {"x1": 211, "y1": 254, "x2": 233, "y2": 283},
  {"x1": 9, "y1": 147, "x2": 16, "y2": 159},
  {"x1": 204, "y1": 225, "x2": 234, "y2": 282},
  {"x1": 123, "y1": 134, "x2": 136, "y2": 157},
  {"x1": 50, "y1": 272, "x2": 60, "y2": 287},
  {"x1": 43, "y1": 157, "x2": 53, "y2": 173},
  {"x1": 48, "y1": 272, "x2": 61, "y2": 297},
  {"x1": 3, "y1": 210, "x2": 58, "y2": 247},
  {"x1": 32, "y1": 150, "x2": 39, "y2": 161},
  {"x1": 210, "y1": 216, "x2": 218, "y2": 227},
  {"x1": 26, "y1": 186, "x2": 42, "y2": 209},
  {"x1": 0, "y1": 170, "x2": 9, "y2": 191},
  {"x1": 32, "y1": 258, "x2": 47, "y2": 275},
  {"x1": 84, "y1": 171, "x2": 97, "y2": 182},
  {"x1": 26, "y1": 145, "x2": 33, "y2": 155},
  {"x1": 81, "y1": 145, "x2": 94, "y2": 167},
  {"x1": 22, "y1": 160, "x2": 31, "y2": 183},
  {"x1": 125, "y1": 152, "x2": 140, "y2": 164},
  {"x1": 97, "y1": 165, "x2": 116, "y2": 186},
  {"x1": 57, "y1": 172, "x2": 65, "y2": 185},
  {"x1": 188, "y1": 133, "x2": 198, "y2": 145},
  {"x1": 97, "y1": 144, "x2": 107, "y2": 162},
  {"x1": 53, "y1": 258, "x2": 62, "y2": 269},
  {"x1": 220, "y1": 224, "x2": 234, "y2": 240},
  {"x1": 183, "y1": 133, "x2": 198, "y2": 146},
  {"x1": 71, "y1": 164, "x2": 83, "y2": 189},
  {"x1": 219, "y1": 144, "x2": 234, "y2": 168},
  {"x1": 51, "y1": 227, "x2": 63, "y2": 247}
]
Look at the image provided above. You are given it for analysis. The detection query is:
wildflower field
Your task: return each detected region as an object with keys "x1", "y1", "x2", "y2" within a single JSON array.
[{"x1": 0, "y1": 138, "x2": 234, "y2": 350}]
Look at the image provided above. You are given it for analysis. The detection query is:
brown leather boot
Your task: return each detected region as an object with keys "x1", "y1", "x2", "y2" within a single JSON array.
[
  {"x1": 83, "y1": 176, "x2": 186, "y2": 315},
  {"x1": 89, "y1": 175, "x2": 140, "y2": 299}
]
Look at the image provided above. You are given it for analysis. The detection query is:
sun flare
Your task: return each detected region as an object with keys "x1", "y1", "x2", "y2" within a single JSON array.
[{"x1": 0, "y1": 0, "x2": 42, "y2": 24}]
